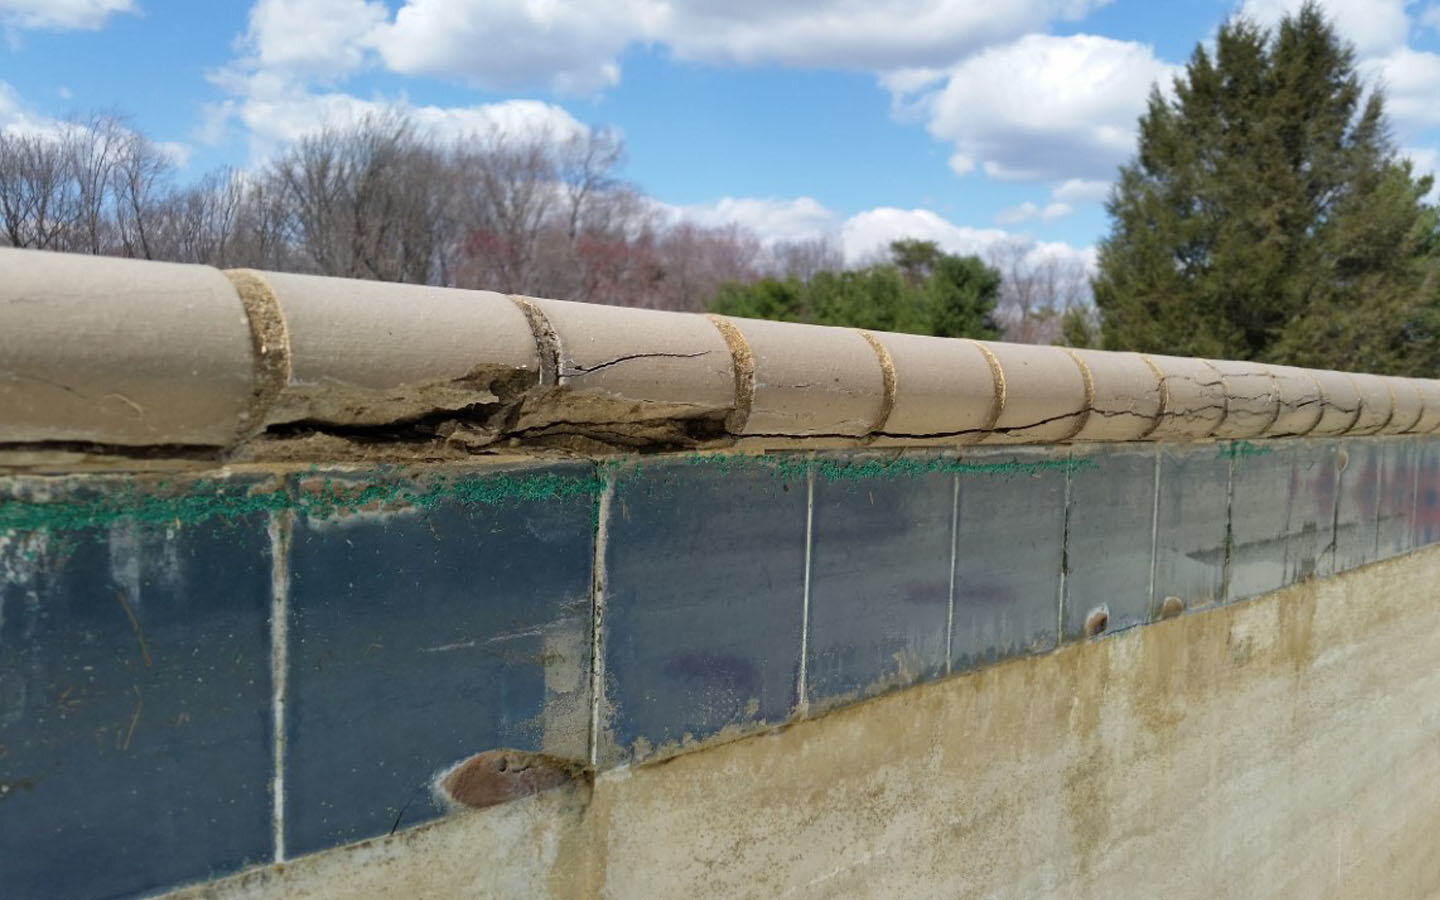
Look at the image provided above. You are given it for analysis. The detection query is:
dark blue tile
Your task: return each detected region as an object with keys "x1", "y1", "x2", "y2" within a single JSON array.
[
  {"x1": 0, "y1": 476, "x2": 273, "y2": 900},
  {"x1": 1414, "y1": 439, "x2": 1440, "y2": 548},
  {"x1": 1227, "y1": 441, "x2": 1339, "y2": 600},
  {"x1": 951, "y1": 447, "x2": 1065, "y2": 672},
  {"x1": 602, "y1": 456, "x2": 806, "y2": 763},
  {"x1": 284, "y1": 464, "x2": 594, "y2": 858},
  {"x1": 1376, "y1": 438, "x2": 1417, "y2": 559},
  {"x1": 1064, "y1": 446, "x2": 1158, "y2": 639},
  {"x1": 1288, "y1": 440, "x2": 1339, "y2": 581},
  {"x1": 1333, "y1": 440, "x2": 1382, "y2": 573},
  {"x1": 806, "y1": 454, "x2": 954, "y2": 709},
  {"x1": 1227, "y1": 443, "x2": 1297, "y2": 601},
  {"x1": 1152, "y1": 443, "x2": 1229, "y2": 613}
]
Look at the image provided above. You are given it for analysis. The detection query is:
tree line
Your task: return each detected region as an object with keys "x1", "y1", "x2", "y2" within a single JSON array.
[{"x1": 0, "y1": 109, "x2": 1095, "y2": 342}]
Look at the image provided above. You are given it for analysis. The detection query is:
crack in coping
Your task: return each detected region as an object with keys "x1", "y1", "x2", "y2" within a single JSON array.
[
  {"x1": 1280, "y1": 370, "x2": 1326, "y2": 438},
  {"x1": 224, "y1": 269, "x2": 293, "y2": 444},
  {"x1": 966, "y1": 340, "x2": 1007, "y2": 434},
  {"x1": 1324, "y1": 374, "x2": 1366, "y2": 434},
  {"x1": 561, "y1": 351, "x2": 712, "y2": 378},
  {"x1": 1056, "y1": 347, "x2": 1095, "y2": 440},
  {"x1": 1210, "y1": 367, "x2": 1283, "y2": 438},
  {"x1": 1196, "y1": 359, "x2": 1228, "y2": 439},
  {"x1": 857, "y1": 330, "x2": 897, "y2": 438},
  {"x1": 509, "y1": 296, "x2": 560, "y2": 388},
  {"x1": 1135, "y1": 354, "x2": 1169, "y2": 441},
  {"x1": 1344, "y1": 373, "x2": 1396, "y2": 435},
  {"x1": 706, "y1": 314, "x2": 756, "y2": 436}
]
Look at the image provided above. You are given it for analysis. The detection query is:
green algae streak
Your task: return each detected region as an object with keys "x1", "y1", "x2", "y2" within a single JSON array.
[{"x1": 0, "y1": 451, "x2": 1087, "y2": 535}]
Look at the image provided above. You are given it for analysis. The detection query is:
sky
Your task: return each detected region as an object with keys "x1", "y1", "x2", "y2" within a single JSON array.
[{"x1": 2, "y1": 0, "x2": 1440, "y2": 271}]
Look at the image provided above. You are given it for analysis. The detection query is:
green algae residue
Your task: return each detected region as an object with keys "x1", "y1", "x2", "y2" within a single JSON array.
[
  {"x1": 1, "y1": 451, "x2": 1087, "y2": 537},
  {"x1": 0, "y1": 467, "x2": 607, "y2": 537},
  {"x1": 1222, "y1": 440, "x2": 1274, "y2": 459}
]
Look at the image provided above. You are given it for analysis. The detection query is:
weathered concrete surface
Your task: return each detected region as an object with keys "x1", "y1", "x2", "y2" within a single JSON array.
[{"x1": 170, "y1": 548, "x2": 1440, "y2": 900}]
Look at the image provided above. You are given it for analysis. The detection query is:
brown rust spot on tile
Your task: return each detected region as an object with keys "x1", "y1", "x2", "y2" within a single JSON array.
[{"x1": 436, "y1": 749, "x2": 591, "y2": 811}]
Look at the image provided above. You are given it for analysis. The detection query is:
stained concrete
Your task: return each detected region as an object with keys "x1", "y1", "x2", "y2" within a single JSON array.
[{"x1": 166, "y1": 547, "x2": 1440, "y2": 900}]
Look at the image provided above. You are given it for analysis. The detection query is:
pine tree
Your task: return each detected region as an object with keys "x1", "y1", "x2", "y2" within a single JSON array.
[{"x1": 1094, "y1": 2, "x2": 1440, "y2": 373}]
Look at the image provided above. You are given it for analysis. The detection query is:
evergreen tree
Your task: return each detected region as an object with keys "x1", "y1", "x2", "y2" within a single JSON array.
[
  {"x1": 1094, "y1": 2, "x2": 1440, "y2": 373},
  {"x1": 710, "y1": 240, "x2": 1000, "y2": 339}
]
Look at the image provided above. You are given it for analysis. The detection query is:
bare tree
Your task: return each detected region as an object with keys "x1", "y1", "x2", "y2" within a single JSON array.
[
  {"x1": 988, "y1": 242, "x2": 1092, "y2": 344},
  {"x1": 0, "y1": 131, "x2": 77, "y2": 250},
  {"x1": 652, "y1": 223, "x2": 763, "y2": 311},
  {"x1": 452, "y1": 129, "x2": 559, "y2": 294},
  {"x1": 0, "y1": 104, "x2": 774, "y2": 311},
  {"x1": 110, "y1": 128, "x2": 174, "y2": 260},
  {"x1": 769, "y1": 236, "x2": 844, "y2": 281},
  {"x1": 267, "y1": 111, "x2": 445, "y2": 282}
]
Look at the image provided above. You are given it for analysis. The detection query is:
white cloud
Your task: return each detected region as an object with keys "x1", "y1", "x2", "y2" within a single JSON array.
[
  {"x1": 1363, "y1": 47, "x2": 1440, "y2": 131},
  {"x1": 1052, "y1": 178, "x2": 1111, "y2": 203},
  {"x1": 0, "y1": 0, "x2": 134, "y2": 31},
  {"x1": 1237, "y1": 0, "x2": 1410, "y2": 56},
  {"x1": 0, "y1": 81, "x2": 58, "y2": 135},
  {"x1": 845, "y1": 207, "x2": 1097, "y2": 270},
  {"x1": 655, "y1": 0, "x2": 1106, "y2": 71},
  {"x1": 373, "y1": 0, "x2": 663, "y2": 94},
  {"x1": 664, "y1": 196, "x2": 841, "y2": 245},
  {"x1": 212, "y1": 77, "x2": 589, "y2": 155},
  {"x1": 227, "y1": 0, "x2": 1111, "y2": 97},
  {"x1": 1405, "y1": 146, "x2": 1440, "y2": 202},
  {"x1": 996, "y1": 201, "x2": 1039, "y2": 225},
  {"x1": 903, "y1": 34, "x2": 1175, "y2": 184},
  {"x1": 662, "y1": 197, "x2": 1094, "y2": 271},
  {"x1": 1041, "y1": 202, "x2": 1073, "y2": 220},
  {"x1": 240, "y1": 0, "x2": 387, "y2": 80},
  {"x1": 898, "y1": 33, "x2": 1180, "y2": 184},
  {"x1": 842, "y1": 207, "x2": 999, "y2": 261}
]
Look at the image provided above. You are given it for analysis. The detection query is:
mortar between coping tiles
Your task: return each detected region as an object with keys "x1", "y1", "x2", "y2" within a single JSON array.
[
  {"x1": 706, "y1": 315, "x2": 757, "y2": 435},
  {"x1": 857, "y1": 330, "x2": 898, "y2": 436},
  {"x1": 225, "y1": 271, "x2": 293, "y2": 442}
]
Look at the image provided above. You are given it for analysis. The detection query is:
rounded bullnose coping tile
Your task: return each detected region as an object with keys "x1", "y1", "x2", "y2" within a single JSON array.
[
  {"x1": 0, "y1": 248, "x2": 255, "y2": 446},
  {"x1": 719, "y1": 315, "x2": 887, "y2": 437},
  {"x1": 5, "y1": 248, "x2": 1440, "y2": 455},
  {"x1": 974, "y1": 342, "x2": 1090, "y2": 444},
  {"x1": 1306, "y1": 369, "x2": 1364, "y2": 436},
  {"x1": 528, "y1": 298, "x2": 735, "y2": 418},
  {"x1": 234, "y1": 270, "x2": 539, "y2": 427},
  {"x1": 1412, "y1": 380, "x2": 1440, "y2": 434},
  {"x1": 1208, "y1": 359, "x2": 1280, "y2": 439},
  {"x1": 1263, "y1": 365, "x2": 1324, "y2": 437},
  {"x1": 1348, "y1": 373, "x2": 1396, "y2": 435},
  {"x1": 1139, "y1": 354, "x2": 1226, "y2": 440},
  {"x1": 870, "y1": 332, "x2": 998, "y2": 439},
  {"x1": 1382, "y1": 378, "x2": 1424, "y2": 435},
  {"x1": 1067, "y1": 349, "x2": 1162, "y2": 441}
]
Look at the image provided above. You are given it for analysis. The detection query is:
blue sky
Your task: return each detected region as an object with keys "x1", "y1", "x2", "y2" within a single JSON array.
[{"x1": 3, "y1": 0, "x2": 1440, "y2": 268}]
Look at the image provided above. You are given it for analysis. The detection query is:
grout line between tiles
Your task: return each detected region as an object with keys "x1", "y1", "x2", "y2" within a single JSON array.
[
  {"x1": 1221, "y1": 447, "x2": 1236, "y2": 602},
  {"x1": 1373, "y1": 447, "x2": 1384, "y2": 559},
  {"x1": 1058, "y1": 450, "x2": 1072, "y2": 641},
  {"x1": 587, "y1": 467, "x2": 615, "y2": 769},
  {"x1": 1148, "y1": 446, "x2": 1161, "y2": 612},
  {"x1": 267, "y1": 508, "x2": 293, "y2": 864},
  {"x1": 946, "y1": 472, "x2": 960, "y2": 675},
  {"x1": 1410, "y1": 438, "x2": 1422, "y2": 550},
  {"x1": 797, "y1": 460, "x2": 816, "y2": 717}
]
